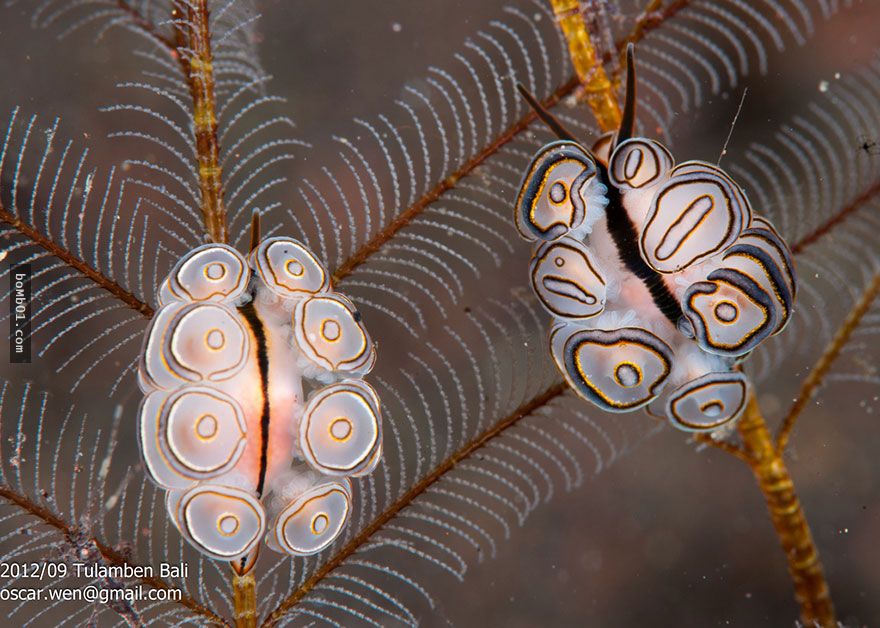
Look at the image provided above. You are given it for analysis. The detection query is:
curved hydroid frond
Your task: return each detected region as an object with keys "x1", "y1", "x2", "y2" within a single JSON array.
[
  {"x1": 0, "y1": 379, "x2": 227, "y2": 626},
  {"x1": 0, "y1": 110, "x2": 159, "y2": 395},
  {"x1": 30, "y1": 0, "x2": 311, "y2": 246}
]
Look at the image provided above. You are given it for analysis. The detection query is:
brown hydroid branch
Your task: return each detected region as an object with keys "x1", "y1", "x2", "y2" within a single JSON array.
[
  {"x1": 776, "y1": 271, "x2": 880, "y2": 452},
  {"x1": 329, "y1": 75, "x2": 579, "y2": 283},
  {"x1": 0, "y1": 202, "x2": 154, "y2": 317},
  {"x1": 773, "y1": 178, "x2": 880, "y2": 450},
  {"x1": 693, "y1": 432, "x2": 749, "y2": 462},
  {"x1": 616, "y1": 1, "x2": 690, "y2": 69},
  {"x1": 174, "y1": 0, "x2": 228, "y2": 244},
  {"x1": 736, "y1": 396, "x2": 836, "y2": 627},
  {"x1": 0, "y1": 485, "x2": 227, "y2": 626},
  {"x1": 549, "y1": 0, "x2": 621, "y2": 132},
  {"x1": 261, "y1": 381, "x2": 569, "y2": 626},
  {"x1": 792, "y1": 179, "x2": 880, "y2": 254}
]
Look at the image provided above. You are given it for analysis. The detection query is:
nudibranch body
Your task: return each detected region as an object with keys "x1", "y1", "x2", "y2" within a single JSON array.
[
  {"x1": 515, "y1": 47, "x2": 796, "y2": 433},
  {"x1": 138, "y1": 237, "x2": 381, "y2": 563}
]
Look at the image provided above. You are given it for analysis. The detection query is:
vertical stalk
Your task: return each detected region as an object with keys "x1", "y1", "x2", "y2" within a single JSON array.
[
  {"x1": 175, "y1": 0, "x2": 228, "y2": 243},
  {"x1": 232, "y1": 572, "x2": 257, "y2": 628},
  {"x1": 548, "y1": 0, "x2": 621, "y2": 131},
  {"x1": 737, "y1": 395, "x2": 836, "y2": 627}
]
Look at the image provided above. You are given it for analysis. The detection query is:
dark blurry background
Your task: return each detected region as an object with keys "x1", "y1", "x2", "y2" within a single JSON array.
[{"x1": 0, "y1": 1, "x2": 878, "y2": 626}]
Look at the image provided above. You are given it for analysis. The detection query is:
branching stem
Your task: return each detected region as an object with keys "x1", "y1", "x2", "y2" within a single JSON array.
[
  {"x1": 329, "y1": 1, "x2": 689, "y2": 283},
  {"x1": 776, "y1": 271, "x2": 880, "y2": 452},
  {"x1": 118, "y1": 0, "x2": 228, "y2": 242},
  {"x1": 0, "y1": 485, "x2": 226, "y2": 625},
  {"x1": 692, "y1": 432, "x2": 749, "y2": 462},
  {"x1": 329, "y1": 77, "x2": 576, "y2": 282},
  {"x1": 0, "y1": 201, "x2": 154, "y2": 316},
  {"x1": 791, "y1": 180, "x2": 880, "y2": 255}
]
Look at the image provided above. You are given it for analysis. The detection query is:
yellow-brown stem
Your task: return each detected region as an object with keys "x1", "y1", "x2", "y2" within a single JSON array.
[
  {"x1": 175, "y1": 1, "x2": 227, "y2": 243},
  {"x1": 548, "y1": 0, "x2": 621, "y2": 131},
  {"x1": 232, "y1": 572, "x2": 257, "y2": 628},
  {"x1": 737, "y1": 395, "x2": 836, "y2": 626}
]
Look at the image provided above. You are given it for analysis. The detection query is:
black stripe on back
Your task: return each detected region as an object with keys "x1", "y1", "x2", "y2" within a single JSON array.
[
  {"x1": 238, "y1": 301, "x2": 271, "y2": 497},
  {"x1": 598, "y1": 166, "x2": 683, "y2": 325}
]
